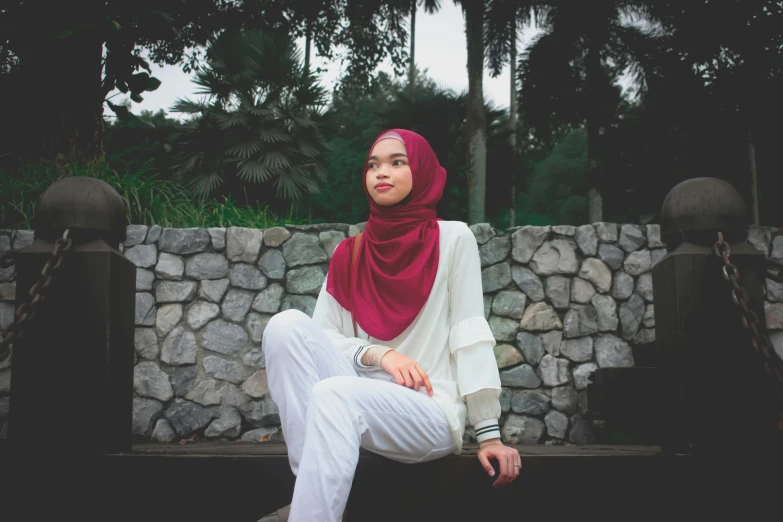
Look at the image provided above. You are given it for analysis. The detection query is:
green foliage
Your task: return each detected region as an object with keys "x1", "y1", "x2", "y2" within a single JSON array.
[
  {"x1": 2, "y1": 0, "x2": 433, "y2": 164},
  {"x1": 300, "y1": 75, "x2": 389, "y2": 224},
  {"x1": 1, "y1": 0, "x2": 233, "y2": 113},
  {"x1": 0, "y1": 160, "x2": 299, "y2": 230},
  {"x1": 484, "y1": 0, "x2": 541, "y2": 76},
  {"x1": 516, "y1": 129, "x2": 589, "y2": 226},
  {"x1": 170, "y1": 29, "x2": 330, "y2": 202},
  {"x1": 9, "y1": 0, "x2": 780, "y2": 229},
  {"x1": 271, "y1": 1, "x2": 430, "y2": 88},
  {"x1": 649, "y1": 0, "x2": 783, "y2": 225},
  {"x1": 104, "y1": 109, "x2": 182, "y2": 179},
  {"x1": 513, "y1": 0, "x2": 783, "y2": 225},
  {"x1": 307, "y1": 136, "x2": 373, "y2": 224},
  {"x1": 301, "y1": 68, "x2": 518, "y2": 226},
  {"x1": 600, "y1": 87, "x2": 751, "y2": 224},
  {"x1": 519, "y1": 1, "x2": 658, "y2": 143}
]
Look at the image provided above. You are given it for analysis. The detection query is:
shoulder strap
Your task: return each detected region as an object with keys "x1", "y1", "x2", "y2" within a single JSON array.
[{"x1": 350, "y1": 232, "x2": 363, "y2": 337}]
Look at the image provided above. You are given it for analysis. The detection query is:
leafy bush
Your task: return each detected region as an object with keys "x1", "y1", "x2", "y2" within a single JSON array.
[
  {"x1": 170, "y1": 29, "x2": 330, "y2": 201},
  {"x1": 0, "y1": 159, "x2": 300, "y2": 230},
  {"x1": 518, "y1": 129, "x2": 589, "y2": 226}
]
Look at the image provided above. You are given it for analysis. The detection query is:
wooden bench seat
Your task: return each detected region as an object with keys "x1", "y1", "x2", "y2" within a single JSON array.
[{"x1": 2, "y1": 441, "x2": 779, "y2": 521}]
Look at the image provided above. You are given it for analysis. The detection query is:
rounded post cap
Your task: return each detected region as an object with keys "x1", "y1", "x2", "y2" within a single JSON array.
[
  {"x1": 35, "y1": 177, "x2": 127, "y2": 246},
  {"x1": 660, "y1": 177, "x2": 748, "y2": 247}
]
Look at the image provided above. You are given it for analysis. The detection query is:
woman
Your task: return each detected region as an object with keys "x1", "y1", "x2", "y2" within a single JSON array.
[{"x1": 260, "y1": 129, "x2": 521, "y2": 522}]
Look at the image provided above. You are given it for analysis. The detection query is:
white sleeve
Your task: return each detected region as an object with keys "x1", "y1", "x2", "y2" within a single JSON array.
[
  {"x1": 448, "y1": 224, "x2": 502, "y2": 442},
  {"x1": 311, "y1": 274, "x2": 376, "y2": 369},
  {"x1": 465, "y1": 389, "x2": 502, "y2": 443},
  {"x1": 455, "y1": 346, "x2": 502, "y2": 442}
]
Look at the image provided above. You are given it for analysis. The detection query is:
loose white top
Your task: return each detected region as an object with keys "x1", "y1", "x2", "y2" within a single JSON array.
[{"x1": 312, "y1": 220, "x2": 502, "y2": 453}]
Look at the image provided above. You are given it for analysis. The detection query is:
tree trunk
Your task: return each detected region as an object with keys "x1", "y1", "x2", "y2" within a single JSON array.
[
  {"x1": 304, "y1": 22, "x2": 312, "y2": 74},
  {"x1": 585, "y1": 46, "x2": 603, "y2": 224},
  {"x1": 6, "y1": 4, "x2": 105, "y2": 164},
  {"x1": 464, "y1": 1, "x2": 487, "y2": 225},
  {"x1": 587, "y1": 186, "x2": 602, "y2": 224},
  {"x1": 509, "y1": 17, "x2": 518, "y2": 228},
  {"x1": 408, "y1": 0, "x2": 416, "y2": 97},
  {"x1": 748, "y1": 131, "x2": 759, "y2": 225}
]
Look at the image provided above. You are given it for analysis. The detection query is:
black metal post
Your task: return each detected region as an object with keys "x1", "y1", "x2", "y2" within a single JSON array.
[
  {"x1": 7, "y1": 177, "x2": 135, "y2": 453},
  {"x1": 653, "y1": 177, "x2": 781, "y2": 455}
]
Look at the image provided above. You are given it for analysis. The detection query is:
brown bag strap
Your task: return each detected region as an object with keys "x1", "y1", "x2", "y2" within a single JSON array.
[{"x1": 350, "y1": 232, "x2": 363, "y2": 337}]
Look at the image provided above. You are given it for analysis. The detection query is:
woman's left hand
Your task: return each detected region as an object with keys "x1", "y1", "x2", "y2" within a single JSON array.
[{"x1": 477, "y1": 439, "x2": 521, "y2": 488}]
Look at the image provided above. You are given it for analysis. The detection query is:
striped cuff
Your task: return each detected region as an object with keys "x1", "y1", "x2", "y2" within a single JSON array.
[
  {"x1": 473, "y1": 418, "x2": 501, "y2": 443},
  {"x1": 353, "y1": 344, "x2": 374, "y2": 369}
]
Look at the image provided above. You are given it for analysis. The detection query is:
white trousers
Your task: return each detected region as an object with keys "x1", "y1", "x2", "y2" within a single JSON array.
[{"x1": 262, "y1": 309, "x2": 457, "y2": 522}]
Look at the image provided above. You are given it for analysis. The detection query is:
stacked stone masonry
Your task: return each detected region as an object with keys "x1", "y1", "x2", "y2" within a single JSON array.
[{"x1": 1, "y1": 223, "x2": 783, "y2": 444}]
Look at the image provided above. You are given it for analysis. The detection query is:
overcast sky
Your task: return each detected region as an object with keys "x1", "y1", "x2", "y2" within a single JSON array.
[{"x1": 110, "y1": 3, "x2": 628, "y2": 118}]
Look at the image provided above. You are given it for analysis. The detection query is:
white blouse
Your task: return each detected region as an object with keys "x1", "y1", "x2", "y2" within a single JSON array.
[{"x1": 312, "y1": 220, "x2": 502, "y2": 453}]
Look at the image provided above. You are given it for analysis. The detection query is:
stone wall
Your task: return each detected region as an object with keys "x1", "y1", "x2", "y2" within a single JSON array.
[{"x1": 1, "y1": 223, "x2": 782, "y2": 444}]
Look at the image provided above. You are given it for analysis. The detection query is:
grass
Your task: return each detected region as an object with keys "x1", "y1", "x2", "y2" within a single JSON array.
[{"x1": 0, "y1": 159, "x2": 303, "y2": 230}]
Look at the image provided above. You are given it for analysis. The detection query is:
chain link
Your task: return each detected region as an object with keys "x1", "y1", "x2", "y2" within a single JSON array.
[
  {"x1": 0, "y1": 229, "x2": 72, "y2": 364},
  {"x1": 713, "y1": 232, "x2": 783, "y2": 431}
]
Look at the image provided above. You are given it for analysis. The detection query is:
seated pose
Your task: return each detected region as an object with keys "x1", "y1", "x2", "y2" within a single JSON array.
[{"x1": 260, "y1": 129, "x2": 520, "y2": 522}]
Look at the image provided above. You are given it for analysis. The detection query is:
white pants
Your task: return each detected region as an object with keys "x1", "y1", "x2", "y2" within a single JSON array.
[{"x1": 262, "y1": 309, "x2": 457, "y2": 522}]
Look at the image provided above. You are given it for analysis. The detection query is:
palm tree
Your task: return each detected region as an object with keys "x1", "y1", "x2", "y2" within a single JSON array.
[
  {"x1": 508, "y1": 18, "x2": 518, "y2": 227},
  {"x1": 399, "y1": 0, "x2": 540, "y2": 225},
  {"x1": 461, "y1": 0, "x2": 489, "y2": 224},
  {"x1": 648, "y1": 0, "x2": 783, "y2": 226},
  {"x1": 409, "y1": 0, "x2": 417, "y2": 96},
  {"x1": 169, "y1": 29, "x2": 330, "y2": 203},
  {"x1": 518, "y1": 0, "x2": 662, "y2": 222},
  {"x1": 485, "y1": 0, "x2": 540, "y2": 226},
  {"x1": 404, "y1": 0, "x2": 490, "y2": 224},
  {"x1": 406, "y1": 0, "x2": 449, "y2": 94},
  {"x1": 288, "y1": 0, "x2": 333, "y2": 76}
]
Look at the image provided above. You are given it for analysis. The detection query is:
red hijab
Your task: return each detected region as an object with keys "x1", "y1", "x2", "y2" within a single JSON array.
[{"x1": 326, "y1": 129, "x2": 446, "y2": 341}]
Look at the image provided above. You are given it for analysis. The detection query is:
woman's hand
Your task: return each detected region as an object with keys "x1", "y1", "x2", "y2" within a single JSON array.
[
  {"x1": 477, "y1": 438, "x2": 521, "y2": 488},
  {"x1": 379, "y1": 350, "x2": 433, "y2": 396}
]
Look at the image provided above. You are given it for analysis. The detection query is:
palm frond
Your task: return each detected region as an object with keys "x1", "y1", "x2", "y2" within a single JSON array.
[
  {"x1": 296, "y1": 140, "x2": 322, "y2": 159},
  {"x1": 174, "y1": 151, "x2": 202, "y2": 175},
  {"x1": 236, "y1": 160, "x2": 276, "y2": 183},
  {"x1": 170, "y1": 26, "x2": 331, "y2": 203},
  {"x1": 263, "y1": 150, "x2": 292, "y2": 171},
  {"x1": 213, "y1": 111, "x2": 249, "y2": 130},
  {"x1": 170, "y1": 97, "x2": 208, "y2": 115},
  {"x1": 611, "y1": 23, "x2": 667, "y2": 101},
  {"x1": 246, "y1": 105, "x2": 277, "y2": 118},
  {"x1": 422, "y1": 0, "x2": 442, "y2": 14},
  {"x1": 274, "y1": 165, "x2": 320, "y2": 201},
  {"x1": 188, "y1": 171, "x2": 224, "y2": 199},
  {"x1": 258, "y1": 127, "x2": 292, "y2": 143},
  {"x1": 485, "y1": 0, "x2": 536, "y2": 77},
  {"x1": 309, "y1": 162, "x2": 329, "y2": 184},
  {"x1": 226, "y1": 139, "x2": 263, "y2": 159},
  {"x1": 518, "y1": 30, "x2": 583, "y2": 141},
  {"x1": 292, "y1": 115, "x2": 318, "y2": 128}
]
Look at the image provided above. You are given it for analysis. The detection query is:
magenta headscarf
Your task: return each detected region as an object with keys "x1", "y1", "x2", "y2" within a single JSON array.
[{"x1": 326, "y1": 129, "x2": 447, "y2": 341}]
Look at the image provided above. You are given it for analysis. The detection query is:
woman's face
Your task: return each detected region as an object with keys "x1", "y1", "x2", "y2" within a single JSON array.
[{"x1": 365, "y1": 138, "x2": 413, "y2": 206}]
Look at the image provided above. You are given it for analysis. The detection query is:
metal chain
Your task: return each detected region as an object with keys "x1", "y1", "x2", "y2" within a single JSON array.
[
  {"x1": 0, "y1": 229, "x2": 72, "y2": 364},
  {"x1": 713, "y1": 231, "x2": 783, "y2": 431}
]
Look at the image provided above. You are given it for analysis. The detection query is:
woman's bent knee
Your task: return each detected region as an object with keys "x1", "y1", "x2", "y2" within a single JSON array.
[{"x1": 262, "y1": 309, "x2": 311, "y2": 354}]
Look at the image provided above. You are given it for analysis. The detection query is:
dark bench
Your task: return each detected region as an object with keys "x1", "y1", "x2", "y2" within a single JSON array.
[{"x1": 3, "y1": 440, "x2": 780, "y2": 521}]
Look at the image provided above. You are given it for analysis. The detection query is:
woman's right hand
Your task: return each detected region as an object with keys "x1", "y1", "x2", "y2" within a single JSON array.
[{"x1": 379, "y1": 350, "x2": 433, "y2": 396}]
